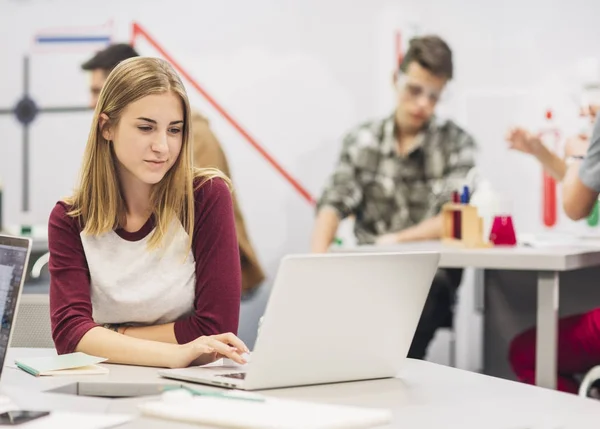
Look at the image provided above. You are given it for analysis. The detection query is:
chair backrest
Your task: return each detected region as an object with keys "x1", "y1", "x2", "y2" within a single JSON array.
[
  {"x1": 10, "y1": 294, "x2": 54, "y2": 348},
  {"x1": 579, "y1": 365, "x2": 600, "y2": 398}
]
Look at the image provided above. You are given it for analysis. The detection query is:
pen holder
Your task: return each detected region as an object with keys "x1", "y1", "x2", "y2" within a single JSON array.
[{"x1": 441, "y1": 203, "x2": 492, "y2": 248}]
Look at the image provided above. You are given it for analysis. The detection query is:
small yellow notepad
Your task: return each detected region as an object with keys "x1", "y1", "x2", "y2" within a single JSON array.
[{"x1": 15, "y1": 352, "x2": 109, "y2": 377}]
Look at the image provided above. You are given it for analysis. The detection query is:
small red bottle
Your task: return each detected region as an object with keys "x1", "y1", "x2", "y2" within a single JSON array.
[
  {"x1": 489, "y1": 195, "x2": 517, "y2": 246},
  {"x1": 489, "y1": 215, "x2": 517, "y2": 246}
]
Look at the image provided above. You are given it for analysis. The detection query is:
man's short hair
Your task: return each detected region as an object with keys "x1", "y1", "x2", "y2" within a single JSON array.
[
  {"x1": 81, "y1": 43, "x2": 140, "y2": 74},
  {"x1": 400, "y1": 35, "x2": 453, "y2": 80}
]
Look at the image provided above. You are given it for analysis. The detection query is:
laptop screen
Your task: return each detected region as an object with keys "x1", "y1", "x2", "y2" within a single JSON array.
[{"x1": 0, "y1": 236, "x2": 31, "y2": 371}]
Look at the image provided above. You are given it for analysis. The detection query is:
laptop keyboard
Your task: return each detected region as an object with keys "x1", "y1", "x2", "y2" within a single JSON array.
[{"x1": 217, "y1": 372, "x2": 246, "y2": 380}]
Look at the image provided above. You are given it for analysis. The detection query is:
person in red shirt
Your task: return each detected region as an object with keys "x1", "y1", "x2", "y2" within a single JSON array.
[{"x1": 48, "y1": 56, "x2": 247, "y2": 368}]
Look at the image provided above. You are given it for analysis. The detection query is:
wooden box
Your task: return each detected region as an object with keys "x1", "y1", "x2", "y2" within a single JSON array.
[{"x1": 441, "y1": 203, "x2": 492, "y2": 248}]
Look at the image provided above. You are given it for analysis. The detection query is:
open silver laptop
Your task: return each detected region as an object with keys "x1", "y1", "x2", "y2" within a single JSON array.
[
  {"x1": 159, "y1": 251, "x2": 440, "y2": 390},
  {"x1": 0, "y1": 235, "x2": 32, "y2": 374}
]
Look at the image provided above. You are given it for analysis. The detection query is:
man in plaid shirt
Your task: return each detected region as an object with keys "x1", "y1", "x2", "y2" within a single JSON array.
[{"x1": 312, "y1": 35, "x2": 477, "y2": 360}]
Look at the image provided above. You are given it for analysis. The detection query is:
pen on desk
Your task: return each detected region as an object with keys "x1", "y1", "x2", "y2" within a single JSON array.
[{"x1": 162, "y1": 385, "x2": 265, "y2": 402}]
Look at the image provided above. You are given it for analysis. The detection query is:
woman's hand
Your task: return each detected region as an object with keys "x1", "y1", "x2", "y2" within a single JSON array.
[
  {"x1": 171, "y1": 332, "x2": 249, "y2": 369},
  {"x1": 505, "y1": 127, "x2": 543, "y2": 155}
]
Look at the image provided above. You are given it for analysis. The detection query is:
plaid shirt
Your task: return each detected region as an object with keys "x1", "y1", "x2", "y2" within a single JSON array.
[{"x1": 317, "y1": 113, "x2": 477, "y2": 244}]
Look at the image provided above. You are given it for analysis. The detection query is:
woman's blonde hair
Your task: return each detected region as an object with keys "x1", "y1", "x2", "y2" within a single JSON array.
[{"x1": 66, "y1": 57, "x2": 229, "y2": 250}]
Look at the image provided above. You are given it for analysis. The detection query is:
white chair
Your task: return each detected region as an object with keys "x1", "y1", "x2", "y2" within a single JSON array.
[
  {"x1": 11, "y1": 294, "x2": 54, "y2": 348},
  {"x1": 579, "y1": 366, "x2": 600, "y2": 398}
]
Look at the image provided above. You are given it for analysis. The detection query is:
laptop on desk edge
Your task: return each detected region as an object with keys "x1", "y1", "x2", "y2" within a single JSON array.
[
  {"x1": 0, "y1": 235, "x2": 33, "y2": 377},
  {"x1": 159, "y1": 251, "x2": 440, "y2": 391}
]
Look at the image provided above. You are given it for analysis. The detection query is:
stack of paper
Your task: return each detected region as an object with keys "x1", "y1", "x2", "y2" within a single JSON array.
[{"x1": 14, "y1": 352, "x2": 108, "y2": 377}]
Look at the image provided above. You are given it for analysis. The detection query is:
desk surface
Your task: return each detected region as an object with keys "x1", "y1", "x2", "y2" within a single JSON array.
[
  {"x1": 337, "y1": 240, "x2": 600, "y2": 271},
  {"x1": 2, "y1": 348, "x2": 600, "y2": 428}
]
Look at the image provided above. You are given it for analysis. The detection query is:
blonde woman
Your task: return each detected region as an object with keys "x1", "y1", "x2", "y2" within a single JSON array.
[
  {"x1": 48, "y1": 57, "x2": 248, "y2": 368},
  {"x1": 80, "y1": 43, "x2": 265, "y2": 297}
]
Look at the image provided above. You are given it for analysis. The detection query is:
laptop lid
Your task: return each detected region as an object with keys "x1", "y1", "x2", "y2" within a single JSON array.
[
  {"x1": 243, "y1": 251, "x2": 440, "y2": 390},
  {"x1": 0, "y1": 235, "x2": 32, "y2": 377}
]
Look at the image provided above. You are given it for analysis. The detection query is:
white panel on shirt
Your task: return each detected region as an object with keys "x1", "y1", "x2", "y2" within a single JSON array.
[{"x1": 81, "y1": 219, "x2": 196, "y2": 326}]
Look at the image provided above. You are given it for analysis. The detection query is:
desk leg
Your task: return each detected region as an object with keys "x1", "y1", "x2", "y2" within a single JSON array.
[{"x1": 535, "y1": 271, "x2": 559, "y2": 389}]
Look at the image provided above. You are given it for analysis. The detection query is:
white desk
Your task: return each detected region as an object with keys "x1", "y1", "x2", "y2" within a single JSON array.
[
  {"x1": 2, "y1": 348, "x2": 600, "y2": 428},
  {"x1": 334, "y1": 241, "x2": 600, "y2": 390}
]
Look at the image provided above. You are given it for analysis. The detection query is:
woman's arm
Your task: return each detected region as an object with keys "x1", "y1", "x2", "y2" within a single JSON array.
[
  {"x1": 172, "y1": 177, "x2": 242, "y2": 343},
  {"x1": 116, "y1": 323, "x2": 178, "y2": 343},
  {"x1": 76, "y1": 327, "x2": 246, "y2": 367},
  {"x1": 505, "y1": 127, "x2": 567, "y2": 181},
  {"x1": 75, "y1": 327, "x2": 181, "y2": 367},
  {"x1": 531, "y1": 143, "x2": 567, "y2": 181}
]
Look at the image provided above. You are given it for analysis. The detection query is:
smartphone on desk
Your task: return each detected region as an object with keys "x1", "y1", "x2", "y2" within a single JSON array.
[{"x1": 0, "y1": 410, "x2": 50, "y2": 425}]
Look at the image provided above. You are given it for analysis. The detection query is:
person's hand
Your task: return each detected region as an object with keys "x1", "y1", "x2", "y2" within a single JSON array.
[
  {"x1": 505, "y1": 127, "x2": 543, "y2": 155},
  {"x1": 564, "y1": 134, "x2": 590, "y2": 158},
  {"x1": 172, "y1": 332, "x2": 249, "y2": 369},
  {"x1": 375, "y1": 233, "x2": 400, "y2": 245},
  {"x1": 311, "y1": 245, "x2": 329, "y2": 253}
]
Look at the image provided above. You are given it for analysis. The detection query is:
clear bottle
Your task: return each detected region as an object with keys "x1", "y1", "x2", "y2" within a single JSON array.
[
  {"x1": 469, "y1": 179, "x2": 499, "y2": 242},
  {"x1": 19, "y1": 211, "x2": 33, "y2": 236}
]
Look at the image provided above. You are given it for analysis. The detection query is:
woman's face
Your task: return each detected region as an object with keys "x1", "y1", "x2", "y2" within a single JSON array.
[{"x1": 104, "y1": 91, "x2": 184, "y2": 187}]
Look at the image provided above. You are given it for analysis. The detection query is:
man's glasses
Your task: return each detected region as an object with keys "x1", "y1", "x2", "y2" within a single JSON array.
[{"x1": 396, "y1": 75, "x2": 443, "y2": 104}]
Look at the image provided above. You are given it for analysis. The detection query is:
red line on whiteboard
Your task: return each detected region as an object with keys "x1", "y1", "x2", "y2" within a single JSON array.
[
  {"x1": 130, "y1": 22, "x2": 316, "y2": 206},
  {"x1": 395, "y1": 30, "x2": 403, "y2": 68}
]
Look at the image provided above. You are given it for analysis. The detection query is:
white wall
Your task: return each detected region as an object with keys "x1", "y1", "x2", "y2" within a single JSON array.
[{"x1": 2, "y1": 0, "x2": 600, "y2": 357}]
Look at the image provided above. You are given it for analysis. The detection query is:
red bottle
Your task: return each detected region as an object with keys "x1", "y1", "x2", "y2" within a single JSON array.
[
  {"x1": 540, "y1": 110, "x2": 559, "y2": 228},
  {"x1": 489, "y1": 194, "x2": 517, "y2": 246},
  {"x1": 543, "y1": 172, "x2": 557, "y2": 227},
  {"x1": 489, "y1": 215, "x2": 517, "y2": 246}
]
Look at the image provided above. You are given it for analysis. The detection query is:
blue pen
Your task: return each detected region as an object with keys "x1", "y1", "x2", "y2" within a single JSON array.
[
  {"x1": 460, "y1": 185, "x2": 469, "y2": 204},
  {"x1": 162, "y1": 385, "x2": 265, "y2": 402}
]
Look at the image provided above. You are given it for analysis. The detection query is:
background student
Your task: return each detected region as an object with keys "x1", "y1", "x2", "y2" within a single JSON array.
[{"x1": 311, "y1": 35, "x2": 477, "y2": 359}]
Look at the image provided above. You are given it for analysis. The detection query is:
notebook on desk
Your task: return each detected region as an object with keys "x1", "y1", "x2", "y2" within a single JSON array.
[
  {"x1": 14, "y1": 352, "x2": 108, "y2": 377},
  {"x1": 139, "y1": 393, "x2": 392, "y2": 429}
]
